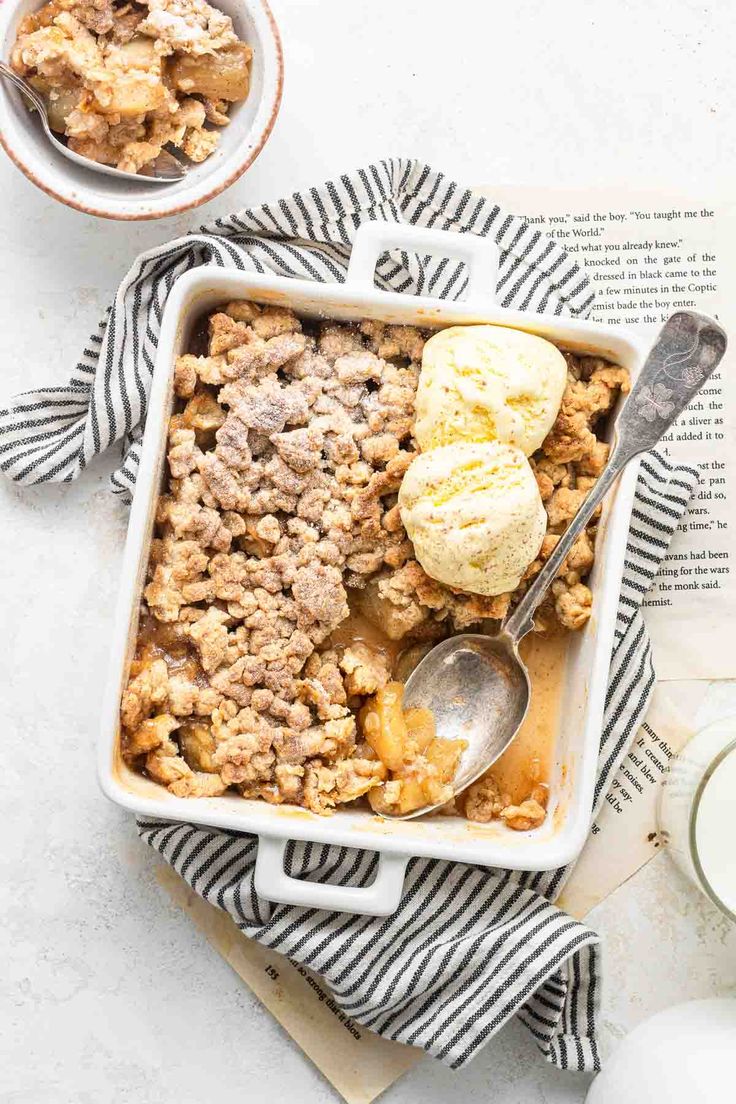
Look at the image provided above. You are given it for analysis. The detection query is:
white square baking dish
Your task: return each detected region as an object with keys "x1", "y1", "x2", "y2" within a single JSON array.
[{"x1": 99, "y1": 223, "x2": 644, "y2": 916}]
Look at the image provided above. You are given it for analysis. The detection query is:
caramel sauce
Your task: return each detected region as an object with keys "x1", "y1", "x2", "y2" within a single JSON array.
[
  {"x1": 135, "y1": 613, "x2": 206, "y2": 684},
  {"x1": 328, "y1": 610, "x2": 403, "y2": 667},
  {"x1": 487, "y1": 630, "x2": 567, "y2": 803}
]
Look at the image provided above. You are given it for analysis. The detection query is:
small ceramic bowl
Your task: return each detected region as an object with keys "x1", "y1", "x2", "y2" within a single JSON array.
[{"x1": 0, "y1": 0, "x2": 282, "y2": 219}]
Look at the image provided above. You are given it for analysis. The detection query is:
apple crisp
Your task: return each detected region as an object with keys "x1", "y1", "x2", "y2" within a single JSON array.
[
  {"x1": 120, "y1": 304, "x2": 629, "y2": 823},
  {"x1": 11, "y1": 0, "x2": 251, "y2": 173}
]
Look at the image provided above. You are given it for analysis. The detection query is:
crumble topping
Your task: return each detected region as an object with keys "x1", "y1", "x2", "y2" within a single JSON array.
[
  {"x1": 138, "y1": 0, "x2": 237, "y2": 55},
  {"x1": 11, "y1": 0, "x2": 251, "y2": 174},
  {"x1": 121, "y1": 306, "x2": 630, "y2": 823}
]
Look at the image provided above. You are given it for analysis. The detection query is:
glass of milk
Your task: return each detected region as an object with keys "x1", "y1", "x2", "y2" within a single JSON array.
[{"x1": 658, "y1": 717, "x2": 736, "y2": 921}]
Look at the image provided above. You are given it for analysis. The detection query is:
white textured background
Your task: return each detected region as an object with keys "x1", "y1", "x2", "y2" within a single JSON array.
[{"x1": 2, "y1": 1, "x2": 736, "y2": 1100}]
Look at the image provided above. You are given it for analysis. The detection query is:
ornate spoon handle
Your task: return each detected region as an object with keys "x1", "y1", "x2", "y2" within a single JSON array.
[{"x1": 504, "y1": 311, "x2": 727, "y2": 644}]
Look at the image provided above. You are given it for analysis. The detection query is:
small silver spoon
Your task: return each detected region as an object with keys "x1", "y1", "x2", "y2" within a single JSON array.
[
  {"x1": 390, "y1": 310, "x2": 727, "y2": 820},
  {"x1": 0, "y1": 60, "x2": 187, "y2": 183}
]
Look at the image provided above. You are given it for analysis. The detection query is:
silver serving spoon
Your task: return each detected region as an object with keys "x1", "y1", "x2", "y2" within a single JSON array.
[
  {"x1": 389, "y1": 310, "x2": 727, "y2": 820},
  {"x1": 0, "y1": 61, "x2": 187, "y2": 183}
]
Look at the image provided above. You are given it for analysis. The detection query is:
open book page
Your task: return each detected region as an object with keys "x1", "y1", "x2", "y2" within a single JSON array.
[
  {"x1": 484, "y1": 187, "x2": 736, "y2": 681},
  {"x1": 557, "y1": 683, "x2": 705, "y2": 918}
]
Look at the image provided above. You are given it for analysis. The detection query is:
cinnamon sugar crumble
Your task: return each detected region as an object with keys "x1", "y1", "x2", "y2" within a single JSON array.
[{"x1": 120, "y1": 304, "x2": 629, "y2": 823}]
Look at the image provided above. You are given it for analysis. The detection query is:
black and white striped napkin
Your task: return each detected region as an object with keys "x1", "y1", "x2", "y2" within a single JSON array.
[{"x1": 0, "y1": 160, "x2": 697, "y2": 1072}]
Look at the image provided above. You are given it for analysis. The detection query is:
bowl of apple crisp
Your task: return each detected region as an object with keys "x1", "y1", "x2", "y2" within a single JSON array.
[
  {"x1": 0, "y1": 0, "x2": 282, "y2": 218},
  {"x1": 100, "y1": 223, "x2": 646, "y2": 915}
]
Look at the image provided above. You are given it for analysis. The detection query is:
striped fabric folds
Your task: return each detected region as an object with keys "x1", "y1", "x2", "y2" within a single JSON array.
[
  {"x1": 0, "y1": 160, "x2": 697, "y2": 1070},
  {"x1": 137, "y1": 451, "x2": 695, "y2": 1072},
  {"x1": 0, "y1": 159, "x2": 594, "y2": 494}
]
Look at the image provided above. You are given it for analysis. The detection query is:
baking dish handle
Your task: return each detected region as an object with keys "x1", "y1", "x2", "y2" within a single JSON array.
[
  {"x1": 254, "y1": 836, "x2": 409, "y2": 916},
  {"x1": 345, "y1": 221, "x2": 499, "y2": 307}
]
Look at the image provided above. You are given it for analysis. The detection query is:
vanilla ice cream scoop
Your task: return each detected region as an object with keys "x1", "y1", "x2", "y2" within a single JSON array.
[
  {"x1": 398, "y1": 440, "x2": 547, "y2": 596},
  {"x1": 415, "y1": 325, "x2": 567, "y2": 456}
]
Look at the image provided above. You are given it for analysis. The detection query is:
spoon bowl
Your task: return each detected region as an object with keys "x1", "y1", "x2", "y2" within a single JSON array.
[
  {"x1": 381, "y1": 310, "x2": 727, "y2": 821},
  {"x1": 403, "y1": 634, "x2": 530, "y2": 797}
]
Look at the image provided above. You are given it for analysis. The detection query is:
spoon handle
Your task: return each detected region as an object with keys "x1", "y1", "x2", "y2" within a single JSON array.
[
  {"x1": 503, "y1": 310, "x2": 727, "y2": 645},
  {"x1": 0, "y1": 61, "x2": 48, "y2": 117}
]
